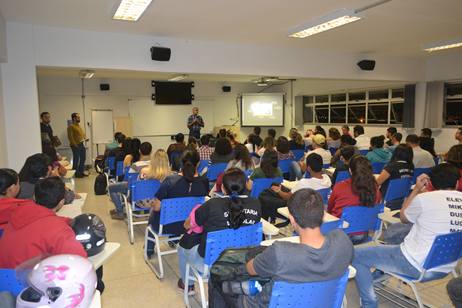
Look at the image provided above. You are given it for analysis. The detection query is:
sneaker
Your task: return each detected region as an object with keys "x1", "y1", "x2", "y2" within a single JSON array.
[
  {"x1": 168, "y1": 240, "x2": 179, "y2": 248},
  {"x1": 109, "y1": 209, "x2": 117, "y2": 215},
  {"x1": 110, "y1": 212, "x2": 125, "y2": 220},
  {"x1": 372, "y1": 270, "x2": 390, "y2": 283},
  {"x1": 178, "y1": 279, "x2": 195, "y2": 296}
]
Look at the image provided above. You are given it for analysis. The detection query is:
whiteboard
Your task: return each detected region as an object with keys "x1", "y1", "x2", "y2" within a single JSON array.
[
  {"x1": 91, "y1": 110, "x2": 114, "y2": 144},
  {"x1": 128, "y1": 99, "x2": 215, "y2": 136}
]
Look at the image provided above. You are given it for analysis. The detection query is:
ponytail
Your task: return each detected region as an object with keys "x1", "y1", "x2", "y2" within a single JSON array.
[
  {"x1": 0, "y1": 168, "x2": 19, "y2": 195},
  {"x1": 223, "y1": 168, "x2": 247, "y2": 229}
]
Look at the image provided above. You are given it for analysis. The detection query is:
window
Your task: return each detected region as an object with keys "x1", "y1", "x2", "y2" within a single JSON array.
[
  {"x1": 348, "y1": 103, "x2": 366, "y2": 123},
  {"x1": 302, "y1": 87, "x2": 405, "y2": 125},
  {"x1": 445, "y1": 83, "x2": 462, "y2": 125}
]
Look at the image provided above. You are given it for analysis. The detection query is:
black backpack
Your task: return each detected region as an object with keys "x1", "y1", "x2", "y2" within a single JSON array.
[{"x1": 94, "y1": 173, "x2": 107, "y2": 195}]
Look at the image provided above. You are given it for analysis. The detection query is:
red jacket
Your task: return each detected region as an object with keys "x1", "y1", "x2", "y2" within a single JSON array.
[
  {"x1": 0, "y1": 198, "x2": 35, "y2": 231},
  {"x1": 327, "y1": 178, "x2": 382, "y2": 218},
  {"x1": 0, "y1": 204, "x2": 86, "y2": 268}
]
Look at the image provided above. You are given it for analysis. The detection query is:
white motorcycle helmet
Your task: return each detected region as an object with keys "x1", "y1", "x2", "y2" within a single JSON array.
[{"x1": 16, "y1": 254, "x2": 97, "y2": 308}]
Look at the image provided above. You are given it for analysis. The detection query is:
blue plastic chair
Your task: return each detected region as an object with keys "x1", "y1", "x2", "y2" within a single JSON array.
[
  {"x1": 104, "y1": 156, "x2": 116, "y2": 186},
  {"x1": 184, "y1": 223, "x2": 263, "y2": 308},
  {"x1": 250, "y1": 177, "x2": 284, "y2": 198},
  {"x1": 115, "y1": 160, "x2": 125, "y2": 180},
  {"x1": 320, "y1": 220, "x2": 343, "y2": 235},
  {"x1": 278, "y1": 159, "x2": 293, "y2": 175},
  {"x1": 317, "y1": 187, "x2": 331, "y2": 205},
  {"x1": 371, "y1": 162, "x2": 386, "y2": 174},
  {"x1": 292, "y1": 150, "x2": 305, "y2": 161},
  {"x1": 323, "y1": 163, "x2": 330, "y2": 169},
  {"x1": 144, "y1": 196, "x2": 205, "y2": 279},
  {"x1": 329, "y1": 147, "x2": 338, "y2": 156},
  {"x1": 378, "y1": 231, "x2": 462, "y2": 308},
  {"x1": 413, "y1": 168, "x2": 432, "y2": 184},
  {"x1": 121, "y1": 179, "x2": 161, "y2": 244},
  {"x1": 383, "y1": 178, "x2": 412, "y2": 210},
  {"x1": 359, "y1": 149, "x2": 369, "y2": 156},
  {"x1": 244, "y1": 169, "x2": 253, "y2": 178},
  {"x1": 269, "y1": 269, "x2": 349, "y2": 308},
  {"x1": 206, "y1": 163, "x2": 228, "y2": 182},
  {"x1": 169, "y1": 151, "x2": 183, "y2": 171},
  {"x1": 335, "y1": 171, "x2": 350, "y2": 184},
  {"x1": 198, "y1": 160, "x2": 210, "y2": 175},
  {"x1": 0, "y1": 269, "x2": 25, "y2": 297},
  {"x1": 341, "y1": 203, "x2": 385, "y2": 242}
]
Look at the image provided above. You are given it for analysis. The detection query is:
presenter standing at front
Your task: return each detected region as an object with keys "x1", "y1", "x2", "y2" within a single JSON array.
[{"x1": 187, "y1": 107, "x2": 204, "y2": 140}]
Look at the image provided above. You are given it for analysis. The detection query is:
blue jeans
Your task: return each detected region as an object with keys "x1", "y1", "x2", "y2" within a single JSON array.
[
  {"x1": 353, "y1": 245, "x2": 421, "y2": 308},
  {"x1": 108, "y1": 182, "x2": 128, "y2": 213},
  {"x1": 178, "y1": 244, "x2": 205, "y2": 286},
  {"x1": 289, "y1": 161, "x2": 302, "y2": 180},
  {"x1": 71, "y1": 142, "x2": 86, "y2": 176}
]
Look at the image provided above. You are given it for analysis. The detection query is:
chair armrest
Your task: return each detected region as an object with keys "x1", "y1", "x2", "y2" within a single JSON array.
[{"x1": 261, "y1": 218, "x2": 279, "y2": 236}]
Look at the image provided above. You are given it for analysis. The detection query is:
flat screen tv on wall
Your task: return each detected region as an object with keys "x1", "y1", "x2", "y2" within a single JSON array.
[{"x1": 152, "y1": 81, "x2": 194, "y2": 105}]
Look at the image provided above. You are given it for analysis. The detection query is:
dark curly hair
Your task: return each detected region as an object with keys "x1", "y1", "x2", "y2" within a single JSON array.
[{"x1": 349, "y1": 155, "x2": 377, "y2": 207}]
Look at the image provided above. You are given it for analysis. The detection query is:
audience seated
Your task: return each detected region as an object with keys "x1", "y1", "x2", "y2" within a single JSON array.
[
  {"x1": 456, "y1": 127, "x2": 462, "y2": 145},
  {"x1": 331, "y1": 134, "x2": 358, "y2": 166},
  {"x1": 353, "y1": 125, "x2": 370, "y2": 150},
  {"x1": 237, "y1": 189, "x2": 353, "y2": 307},
  {"x1": 198, "y1": 134, "x2": 214, "y2": 161},
  {"x1": 426, "y1": 144, "x2": 462, "y2": 192},
  {"x1": 167, "y1": 133, "x2": 187, "y2": 170},
  {"x1": 106, "y1": 132, "x2": 126, "y2": 151},
  {"x1": 275, "y1": 136, "x2": 295, "y2": 160},
  {"x1": 366, "y1": 135, "x2": 392, "y2": 164},
  {"x1": 267, "y1": 128, "x2": 276, "y2": 139},
  {"x1": 130, "y1": 142, "x2": 153, "y2": 173},
  {"x1": 386, "y1": 132, "x2": 402, "y2": 152},
  {"x1": 187, "y1": 136, "x2": 198, "y2": 151},
  {"x1": 342, "y1": 125, "x2": 351, "y2": 136},
  {"x1": 123, "y1": 138, "x2": 142, "y2": 168},
  {"x1": 376, "y1": 144, "x2": 414, "y2": 196},
  {"x1": 0, "y1": 177, "x2": 86, "y2": 268},
  {"x1": 419, "y1": 128, "x2": 437, "y2": 157},
  {"x1": 353, "y1": 164, "x2": 462, "y2": 308},
  {"x1": 245, "y1": 133, "x2": 260, "y2": 157},
  {"x1": 211, "y1": 138, "x2": 234, "y2": 164},
  {"x1": 385, "y1": 126, "x2": 397, "y2": 147},
  {"x1": 288, "y1": 132, "x2": 305, "y2": 151},
  {"x1": 331, "y1": 145, "x2": 355, "y2": 184},
  {"x1": 246, "y1": 126, "x2": 262, "y2": 148},
  {"x1": 226, "y1": 144, "x2": 255, "y2": 172},
  {"x1": 177, "y1": 168, "x2": 262, "y2": 294},
  {"x1": 327, "y1": 127, "x2": 341, "y2": 149},
  {"x1": 42, "y1": 144, "x2": 67, "y2": 177},
  {"x1": 249, "y1": 150, "x2": 282, "y2": 185},
  {"x1": 226, "y1": 131, "x2": 239, "y2": 148},
  {"x1": 406, "y1": 134, "x2": 435, "y2": 169},
  {"x1": 256, "y1": 136, "x2": 275, "y2": 158}
]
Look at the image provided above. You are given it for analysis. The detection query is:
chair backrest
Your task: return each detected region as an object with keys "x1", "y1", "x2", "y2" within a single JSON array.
[
  {"x1": 169, "y1": 151, "x2": 183, "y2": 172},
  {"x1": 206, "y1": 163, "x2": 228, "y2": 182},
  {"x1": 204, "y1": 223, "x2": 262, "y2": 266},
  {"x1": 198, "y1": 160, "x2": 210, "y2": 175},
  {"x1": 106, "y1": 156, "x2": 116, "y2": 171},
  {"x1": 115, "y1": 161, "x2": 125, "y2": 177},
  {"x1": 320, "y1": 220, "x2": 343, "y2": 235},
  {"x1": 413, "y1": 168, "x2": 432, "y2": 184},
  {"x1": 292, "y1": 150, "x2": 305, "y2": 162},
  {"x1": 317, "y1": 187, "x2": 331, "y2": 205},
  {"x1": 269, "y1": 269, "x2": 349, "y2": 308},
  {"x1": 383, "y1": 178, "x2": 412, "y2": 203},
  {"x1": 371, "y1": 162, "x2": 386, "y2": 174},
  {"x1": 359, "y1": 150, "x2": 369, "y2": 156},
  {"x1": 130, "y1": 179, "x2": 161, "y2": 203},
  {"x1": 335, "y1": 171, "x2": 350, "y2": 184},
  {"x1": 250, "y1": 177, "x2": 284, "y2": 198},
  {"x1": 159, "y1": 196, "x2": 206, "y2": 226},
  {"x1": 329, "y1": 147, "x2": 337, "y2": 156},
  {"x1": 323, "y1": 164, "x2": 330, "y2": 169},
  {"x1": 341, "y1": 203, "x2": 384, "y2": 234},
  {"x1": 423, "y1": 231, "x2": 462, "y2": 271},
  {"x1": 0, "y1": 269, "x2": 26, "y2": 296},
  {"x1": 278, "y1": 159, "x2": 293, "y2": 174}
]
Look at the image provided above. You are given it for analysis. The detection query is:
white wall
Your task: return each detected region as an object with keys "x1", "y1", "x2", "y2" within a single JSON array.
[
  {"x1": 0, "y1": 12, "x2": 6, "y2": 62},
  {"x1": 425, "y1": 52, "x2": 462, "y2": 81},
  {"x1": 0, "y1": 66, "x2": 7, "y2": 166}
]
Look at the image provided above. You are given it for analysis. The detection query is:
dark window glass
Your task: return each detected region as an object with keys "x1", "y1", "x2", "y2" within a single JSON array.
[
  {"x1": 349, "y1": 92, "x2": 366, "y2": 101},
  {"x1": 303, "y1": 104, "x2": 314, "y2": 123},
  {"x1": 330, "y1": 104, "x2": 346, "y2": 123},
  {"x1": 315, "y1": 95, "x2": 328, "y2": 103},
  {"x1": 390, "y1": 102, "x2": 403, "y2": 124},
  {"x1": 303, "y1": 96, "x2": 314, "y2": 104},
  {"x1": 445, "y1": 99, "x2": 462, "y2": 125},
  {"x1": 331, "y1": 93, "x2": 346, "y2": 102},
  {"x1": 315, "y1": 105, "x2": 329, "y2": 123},
  {"x1": 348, "y1": 103, "x2": 366, "y2": 124},
  {"x1": 446, "y1": 83, "x2": 462, "y2": 96},
  {"x1": 369, "y1": 90, "x2": 389, "y2": 100},
  {"x1": 368, "y1": 103, "x2": 389, "y2": 124},
  {"x1": 392, "y1": 88, "x2": 404, "y2": 99}
]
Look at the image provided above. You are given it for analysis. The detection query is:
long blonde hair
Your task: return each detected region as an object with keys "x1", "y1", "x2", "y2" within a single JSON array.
[{"x1": 143, "y1": 149, "x2": 171, "y2": 182}]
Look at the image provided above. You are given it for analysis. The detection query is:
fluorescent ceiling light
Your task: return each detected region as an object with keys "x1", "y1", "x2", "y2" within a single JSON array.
[
  {"x1": 168, "y1": 74, "x2": 188, "y2": 82},
  {"x1": 113, "y1": 0, "x2": 153, "y2": 21},
  {"x1": 79, "y1": 70, "x2": 95, "y2": 79},
  {"x1": 424, "y1": 38, "x2": 462, "y2": 52},
  {"x1": 289, "y1": 8, "x2": 361, "y2": 38}
]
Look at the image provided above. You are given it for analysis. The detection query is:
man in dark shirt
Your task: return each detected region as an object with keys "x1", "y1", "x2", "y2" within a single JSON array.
[
  {"x1": 40, "y1": 112, "x2": 54, "y2": 145},
  {"x1": 187, "y1": 107, "x2": 204, "y2": 140},
  {"x1": 242, "y1": 188, "x2": 353, "y2": 307}
]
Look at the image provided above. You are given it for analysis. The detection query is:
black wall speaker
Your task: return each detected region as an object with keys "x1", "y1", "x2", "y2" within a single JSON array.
[
  {"x1": 222, "y1": 86, "x2": 231, "y2": 92},
  {"x1": 100, "y1": 83, "x2": 110, "y2": 91},
  {"x1": 150, "y1": 46, "x2": 171, "y2": 61},
  {"x1": 402, "y1": 84, "x2": 416, "y2": 128},
  {"x1": 357, "y1": 60, "x2": 376, "y2": 71}
]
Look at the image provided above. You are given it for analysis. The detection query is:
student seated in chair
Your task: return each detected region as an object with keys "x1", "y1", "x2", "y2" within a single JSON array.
[
  {"x1": 177, "y1": 168, "x2": 261, "y2": 294},
  {"x1": 239, "y1": 188, "x2": 353, "y2": 307},
  {"x1": 0, "y1": 177, "x2": 86, "y2": 268},
  {"x1": 353, "y1": 163, "x2": 462, "y2": 308}
]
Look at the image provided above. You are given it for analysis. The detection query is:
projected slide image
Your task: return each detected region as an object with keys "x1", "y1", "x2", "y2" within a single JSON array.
[
  {"x1": 241, "y1": 93, "x2": 284, "y2": 127},
  {"x1": 249, "y1": 101, "x2": 275, "y2": 117}
]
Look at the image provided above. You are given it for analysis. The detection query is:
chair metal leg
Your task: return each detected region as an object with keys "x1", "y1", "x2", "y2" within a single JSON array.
[
  {"x1": 128, "y1": 207, "x2": 134, "y2": 244},
  {"x1": 342, "y1": 295, "x2": 347, "y2": 308},
  {"x1": 408, "y1": 282, "x2": 424, "y2": 308},
  {"x1": 184, "y1": 263, "x2": 191, "y2": 308},
  {"x1": 195, "y1": 270, "x2": 207, "y2": 308}
]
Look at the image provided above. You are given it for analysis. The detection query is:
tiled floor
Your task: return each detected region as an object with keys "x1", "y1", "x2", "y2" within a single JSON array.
[{"x1": 75, "y1": 175, "x2": 454, "y2": 308}]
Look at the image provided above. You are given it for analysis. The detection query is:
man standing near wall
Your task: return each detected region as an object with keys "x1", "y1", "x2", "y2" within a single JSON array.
[
  {"x1": 39, "y1": 111, "x2": 61, "y2": 149},
  {"x1": 67, "y1": 113, "x2": 87, "y2": 178},
  {"x1": 187, "y1": 107, "x2": 204, "y2": 140}
]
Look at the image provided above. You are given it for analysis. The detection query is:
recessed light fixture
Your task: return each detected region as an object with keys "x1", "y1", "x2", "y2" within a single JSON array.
[
  {"x1": 113, "y1": 0, "x2": 153, "y2": 21},
  {"x1": 289, "y1": 9, "x2": 362, "y2": 38},
  {"x1": 424, "y1": 38, "x2": 462, "y2": 52},
  {"x1": 168, "y1": 74, "x2": 188, "y2": 82},
  {"x1": 79, "y1": 70, "x2": 95, "y2": 79}
]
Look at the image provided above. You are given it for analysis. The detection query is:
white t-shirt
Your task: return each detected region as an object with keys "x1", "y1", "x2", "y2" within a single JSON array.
[
  {"x1": 355, "y1": 135, "x2": 370, "y2": 150},
  {"x1": 291, "y1": 174, "x2": 332, "y2": 193},
  {"x1": 412, "y1": 146, "x2": 436, "y2": 169},
  {"x1": 305, "y1": 148, "x2": 332, "y2": 165},
  {"x1": 245, "y1": 143, "x2": 258, "y2": 154},
  {"x1": 130, "y1": 160, "x2": 150, "y2": 173},
  {"x1": 401, "y1": 190, "x2": 462, "y2": 273}
]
